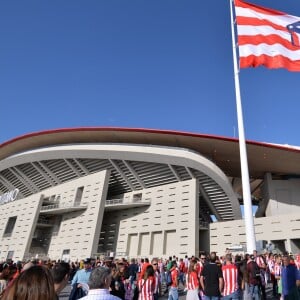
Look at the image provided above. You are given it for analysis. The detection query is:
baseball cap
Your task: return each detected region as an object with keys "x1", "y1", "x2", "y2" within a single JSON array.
[{"x1": 83, "y1": 258, "x2": 91, "y2": 264}]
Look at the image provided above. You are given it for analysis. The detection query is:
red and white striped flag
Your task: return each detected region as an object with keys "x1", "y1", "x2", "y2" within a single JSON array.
[{"x1": 234, "y1": 0, "x2": 300, "y2": 71}]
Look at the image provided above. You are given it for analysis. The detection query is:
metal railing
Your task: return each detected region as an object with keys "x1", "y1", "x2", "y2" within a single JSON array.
[
  {"x1": 40, "y1": 202, "x2": 85, "y2": 211},
  {"x1": 105, "y1": 198, "x2": 124, "y2": 205},
  {"x1": 40, "y1": 198, "x2": 149, "y2": 211},
  {"x1": 105, "y1": 198, "x2": 150, "y2": 206}
]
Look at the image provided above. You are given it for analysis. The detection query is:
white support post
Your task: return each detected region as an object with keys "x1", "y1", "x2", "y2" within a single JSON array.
[{"x1": 230, "y1": 0, "x2": 256, "y2": 253}]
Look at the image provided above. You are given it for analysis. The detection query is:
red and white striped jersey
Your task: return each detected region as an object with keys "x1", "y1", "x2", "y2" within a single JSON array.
[
  {"x1": 186, "y1": 271, "x2": 199, "y2": 290},
  {"x1": 222, "y1": 264, "x2": 239, "y2": 296},
  {"x1": 138, "y1": 276, "x2": 155, "y2": 300},
  {"x1": 255, "y1": 256, "x2": 265, "y2": 268}
]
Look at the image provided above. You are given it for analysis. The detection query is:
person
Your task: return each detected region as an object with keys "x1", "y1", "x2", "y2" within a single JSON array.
[
  {"x1": 274, "y1": 255, "x2": 282, "y2": 298},
  {"x1": 128, "y1": 258, "x2": 139, "y2": 285},
  {"x1": 253, "y1": 250, "x2": 268, "y2": 300},
  {"x1": 80, "y1": 267, "x2": 122, "y2": 300},
  {"x1": 246, "y1": 255, "x2": 260, "y2": 300},
  {"x1": 111, "y1": 261, "x2": 128, "y2": 300},
  {"x1": 167, "y1": 257, "x2": 173, "y2": 271},
  {"x1": 267, "y1": 253, "x2": 277, "y2": 297},
  {"x1": 140, "y1": 258, "x2": 151, "y2": 280},
  {"x1": 240, "y1": 254, "x2": 250, "y2": 299},
  {"x1": 222, "y1": 254, "x2": 239, "y2": 300},
  {"x1": 137, "y1": 264, "x2": 155, "y2": 300},
  {"x1": 200, "y1": 252, "x2": 223, "y2": 300},
  {"x1": 71, "y1": 258, "x2": 92, "y2": 286},
  {"x1": 178, "y1": 258, "x2": 186, "y2": 286},
  {"x1": 70, "y1": 262, "x2": 79, "y2": 282},
  {"x1": 198, "y1": 254, "x2": 207, "y2": 300},
  {"x1": 184, "y1": 255, "x2": 189, "y2": 273},
  {"x1": 137, "y1": 259, "x2": 144, "y2": 280},
  {"x1": 0, "y1": 264, "x2": 17, "y2": 296},
  {"x1": 151, "y1": 258, "x2": 161, "y2": 300},
  {"x1": 168, "y1": 260, "x2": 179, "y2": 300},
  {"x1": 281, "y1": 255, "x2": 300, "y2": 299},
  {"x1": 2, "y1": 265, "x2": 56, "y2": 300},
  {"x1": 186, "y1": 260, "x2": 199, "y2": 300},
  {"x1": 70, "y1": 258, "x2": 92, "y2": 300},
  {"x1": 51, "y1": 262, "x2": 71, "y2": 299}
]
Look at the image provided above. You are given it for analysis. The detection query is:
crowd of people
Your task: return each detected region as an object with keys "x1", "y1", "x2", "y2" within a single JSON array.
[{"x1": 0, "y1": 250, "x2": 299, "y2": 300}]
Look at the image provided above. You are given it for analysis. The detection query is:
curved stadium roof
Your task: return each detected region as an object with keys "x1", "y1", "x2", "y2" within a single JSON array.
[{"x1": 1, "y1": 127, "x2": 300, "y2": 221}]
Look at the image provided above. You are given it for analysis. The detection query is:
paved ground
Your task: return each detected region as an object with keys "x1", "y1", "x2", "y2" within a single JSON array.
[{"x1": 59, "y1": 283, "x2": 279, "y2": 300}]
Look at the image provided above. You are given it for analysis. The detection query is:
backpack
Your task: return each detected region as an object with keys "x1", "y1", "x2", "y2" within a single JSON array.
[{"x1": 166, "y1": 270, "x2": 172, "y2": 286}]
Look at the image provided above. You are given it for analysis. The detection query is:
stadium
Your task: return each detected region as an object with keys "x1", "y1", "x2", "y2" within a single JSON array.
[{"x1": 0, "y1": 127, "x2": 299, "y2": 262}]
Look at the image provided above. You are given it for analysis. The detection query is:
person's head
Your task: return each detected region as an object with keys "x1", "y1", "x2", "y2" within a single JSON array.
[
  {"x1": 210, "y1": 252, "x2": 217, "y2": 263},
  {"x1": 170, "y1": 260, "x2": 177, "y2": 269},
  {"x1": 105, "y1": 257, "x2": 112, "y2": 268},
  {"x1": 188, "y1": 260, "x2": 197, "y2": 273},
  {"x1": 200, "y1": 254, "x2": 206, "y2": 263},
  {"x1": 253, "y1": 250, "x2": 258, "y2": 257},
  {"x1": 151, "y1": 258, "x2": 158, "y2": 271},
  {"x1": 282, "y1": 255, "x2": 290, "y2": 267},
  {"x1": 88, "y1": 267, "x2": 112, "y2": 290},
  {"x1": 234, "y1": 254, "x2": 242, "y2": 263},
  {"x1": 225, "y1": 254, "x2": 232, "y2": 264},
  {"x1": 51, "y1": 262, "x2": 70, "y2": 294},
  {"x1": 117, "y1": 262, "x2": 125, "y2": 273},
  {"x1": 143, "y1": 265, "x2": 154, "y2": 279},
  {"x1": 276, "y1": 255, "x2": 282, "y2": 264},
  {"x1": 131, "y1": 258, "x2": 136, "y2": 264},
  {"x1": 145, "y1": 258, "x2": 149, "y2": 263},
  {"x1": 83, "y1": 258, "x2": 92, "y2": 270},
  {"x1": 2, "y1": 265, "x2": 55, "y2": 300},
  {"x1": 0, "y1": 265, "x2": 16, "y2": 281}
]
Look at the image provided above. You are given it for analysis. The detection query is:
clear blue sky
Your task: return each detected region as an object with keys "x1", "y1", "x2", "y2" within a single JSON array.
[{"x1": 1, "y1": 0, "x2": 299, "y2": 146}]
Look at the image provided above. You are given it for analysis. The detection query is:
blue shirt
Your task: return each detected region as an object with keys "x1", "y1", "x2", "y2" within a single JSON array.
[
  {"x1": 72, "y1": 268, "x2": 92, "y2": 286},
  {"x1": 281, "y1": 264, "x2": 300, "y2": 296}
]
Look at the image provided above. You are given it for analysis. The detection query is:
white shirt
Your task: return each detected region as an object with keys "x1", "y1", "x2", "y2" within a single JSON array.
[{"x1": 80, "y1": 288, "x2": 122, "y2": 300}]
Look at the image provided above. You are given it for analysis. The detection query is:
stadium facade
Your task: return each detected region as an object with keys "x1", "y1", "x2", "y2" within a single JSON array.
[{"x1": 0, "y1": 127, "x2": 299, "y2": 262}]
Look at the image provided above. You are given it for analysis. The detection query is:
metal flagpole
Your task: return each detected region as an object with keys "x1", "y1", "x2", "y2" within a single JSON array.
[{"x1": 229, "y1": 0, "x2": 256, "y2": 253}]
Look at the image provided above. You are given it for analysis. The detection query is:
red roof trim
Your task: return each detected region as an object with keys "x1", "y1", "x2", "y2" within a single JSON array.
[{"x1": 0, "y1": 126, "x2": 299, "y2": 154}]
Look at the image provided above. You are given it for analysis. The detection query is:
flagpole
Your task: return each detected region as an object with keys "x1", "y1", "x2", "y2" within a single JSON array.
[{"x1": 230, "y1": 0, "x2": 256, "y2": 253}]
